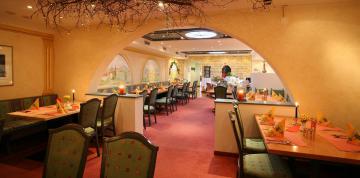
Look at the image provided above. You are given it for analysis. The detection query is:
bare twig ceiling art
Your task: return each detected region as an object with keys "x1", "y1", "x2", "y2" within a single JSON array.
[{"x1": 34, "y1": 0, "x2": 272, "y2": 31}]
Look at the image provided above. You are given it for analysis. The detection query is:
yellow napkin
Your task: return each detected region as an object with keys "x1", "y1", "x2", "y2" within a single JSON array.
[
  {"x1": 260, "y1": 107, "x2": 276, "y2": 122},
  {"x1": 28, "y1": 98, "x2": 40, "y2": 110},
  {"x1": 266, "y1": 119, "x2": 285, "y2": 137},
  {"x1": 346, "y1": 123, "x2": 355, "y2": 137},
  {"x1": 56, "y1": 99, "x2": 67, "y2": 114},
  {"x1": 272, "y1": 91, "x2": 278, "y2": 98}
]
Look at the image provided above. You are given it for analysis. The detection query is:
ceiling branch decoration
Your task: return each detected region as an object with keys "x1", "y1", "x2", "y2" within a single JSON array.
[
  {"x1": 250, "y1": 0, "x2": 272, "y2": 9},
  {"x1": 33, "y1": 0, "x2": 235, "y2": 32}
]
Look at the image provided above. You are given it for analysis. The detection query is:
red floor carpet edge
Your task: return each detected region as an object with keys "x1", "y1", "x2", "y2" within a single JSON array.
[{"x1": 0, "y1": 96, "x2": 237, "y2": 178}]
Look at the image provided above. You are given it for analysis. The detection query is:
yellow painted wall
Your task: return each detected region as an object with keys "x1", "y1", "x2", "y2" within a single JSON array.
[
  {"x1": 51, "y1": 1, "x2": 360, "y2": 128},
  {"x1": 0, "y1": 29, "x2": 44, "y2": 99},
  {"x1": 187, "y1": 55, "x2": 252, "y2": 79}
]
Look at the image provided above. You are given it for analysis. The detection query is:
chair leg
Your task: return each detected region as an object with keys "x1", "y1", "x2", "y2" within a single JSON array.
[
  {"x1": 175, "y1": 101, "x2": 178, "y2": 110},
  {"x1": 166, "y1": 104, "x2": 169, "y2": 116},
  {"x1": 112, "y1": 123, "x2": 116, "y2": 136},
  {"x1": 153, "y1": 110, "x2": 157, "y2": 123},
  {"x1": 143, "y1": 114, "x2": 146, "y2": 129},
  {"x1": 148, "y1": 110, "x2": 151, "y2": 126},
  {"x1": 94, "y1": 134, "x2": 100, "y2": 157}
]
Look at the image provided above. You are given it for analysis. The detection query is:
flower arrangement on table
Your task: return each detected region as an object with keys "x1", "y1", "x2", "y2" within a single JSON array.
[
  {"x1": 266, "y1": 119, "x2": 285, "y2": 138},
  {"x1": 316, "y1": 112, "x2": 334, "y2": 127},
  {"x1": 271, "y1": 91, "x2": 285, "y2": 102}
]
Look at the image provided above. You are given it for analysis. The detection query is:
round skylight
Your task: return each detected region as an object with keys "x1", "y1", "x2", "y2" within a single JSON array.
[{"x1": 185, "y1": 30, "x2": 217, "y2": 39}]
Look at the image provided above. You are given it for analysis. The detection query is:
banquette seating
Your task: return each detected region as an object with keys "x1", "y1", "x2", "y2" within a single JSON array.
[{"x1": 0, "y1": 94, "x2": 57, "y2": 153}]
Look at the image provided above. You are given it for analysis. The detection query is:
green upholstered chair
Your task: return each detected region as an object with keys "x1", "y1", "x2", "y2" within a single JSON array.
[
  {"x1": 228, "y1": 111, "x2": 293, "y2": 178},
  {"x1": 188, "y1": 81, "x2": 198, "y2": 99},
  {"x1": 171, "y1": 86, "x2": 178, "y2": 111},
  {"x1": 232, "y1": 102, "x2": 266, "y2": 154},
  {"x1": 144, "y1": 88, "x2": 158, "y2": 127},
  {"x1": 214, "y1": 86, "x2": 227, "y2": 99},
  {"x1": 176, "y1": 83, "x2": 188, "y2": 105},
  {"x1": 156, "y1": 85, "x2": 174, "y2": 115},
  {"x1": 97, "y1": 94, "x2": 118, "y2": 139},
  {"x1": 78, "y1": 98, "x2": 101, "y2": 157},
  {"x1": 43, "y1": 124, "x2": 90, "y2": 178},
  {"x1": 101, "y1": 131, "x2": 159, "y2": 178},
  {"x1": 140, "y1": 90, "x2": 148, "y2": 129}
]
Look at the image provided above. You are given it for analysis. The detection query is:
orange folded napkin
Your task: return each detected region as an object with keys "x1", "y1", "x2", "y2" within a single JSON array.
[
  {"x1": 260, "y1": 107, "x2": 275, "y2": 124},
  {"x1": 56, "y1": 99, "x2": 67, "y2": 114},
  {"x1": 28, "y1": 98, "x2": 40, "y2": 110},
  {"x1": 286, "y1": 125, "x2": 300, "y2": 132},
  {"x1": 266, "y1": 119, "x2": 285, "y2": 137}
]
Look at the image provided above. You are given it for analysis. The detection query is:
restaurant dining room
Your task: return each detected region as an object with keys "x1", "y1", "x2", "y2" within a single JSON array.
[{"x1": 0, "y1": 0, "x2": 360, "y2": 178}]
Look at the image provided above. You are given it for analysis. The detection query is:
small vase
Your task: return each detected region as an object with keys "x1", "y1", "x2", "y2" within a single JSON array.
[{"x1": 300, "y1": 122, "x2": 306, "y2": 132}]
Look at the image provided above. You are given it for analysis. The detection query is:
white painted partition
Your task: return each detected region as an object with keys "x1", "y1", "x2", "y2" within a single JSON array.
[
  {"x1": 214, "y1": 99, "x2": 295, "y2": 154},
  {"x1": 86, "y1": 93, "x2": 144, "y2": 134}
]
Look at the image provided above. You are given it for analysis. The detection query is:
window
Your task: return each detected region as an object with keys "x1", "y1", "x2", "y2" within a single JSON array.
[{"x1": 203, "y1": 66, "x2": 211, "y2": 78}]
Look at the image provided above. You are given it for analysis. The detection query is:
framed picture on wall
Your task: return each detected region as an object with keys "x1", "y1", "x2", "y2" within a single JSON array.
[{"x1": 0, "y1": 45, "x2": 13, "y2": 86}]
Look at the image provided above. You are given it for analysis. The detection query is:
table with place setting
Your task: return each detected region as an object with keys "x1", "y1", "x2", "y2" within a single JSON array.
[{"x1": 255, "y1": 115, "x2": 360, "y2": 165}]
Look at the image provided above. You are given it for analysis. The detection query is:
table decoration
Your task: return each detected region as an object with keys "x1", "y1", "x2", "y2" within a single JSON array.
[
  {"x1": 265, "y1": 119, "x2": 285, "y2": 137},
  {"x1": 260, "y1": 107, "x2": 275, "y2": 125},
  {"x1": 118, "y1": 85, "x2": 126, "y2": 95},
  {"x1": 63, "y1": 95, "x2": 72, "y2": 110},
  {"x1": 299, "y1": 114, "x2": 310, "y2": 132},
  {"x1": 237, "y1": 89, "x2": 245, "y2": 101},
  {"x1": 56, "y1": 98, "x2": 67, "y2": 114},
  {"x1": 262, "y1": 88, "x2": 268, "y2": 101},
  {"x1": 28, "y1": 98, "x2": 40, "y2": 110},
  {"x1": 246, "y1": 91, "x2": 255, "y2": 100}
]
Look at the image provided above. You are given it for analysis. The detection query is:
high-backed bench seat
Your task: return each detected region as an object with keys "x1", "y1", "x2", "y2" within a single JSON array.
[{"x1": 0, "y1": 94, "x2": 57, "y2": 153}]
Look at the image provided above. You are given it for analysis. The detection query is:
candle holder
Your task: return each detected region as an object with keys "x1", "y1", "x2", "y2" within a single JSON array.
[
  {"x1": 118, "y1": 85, "x2": 126, "y2": 95},
  {"x1": 237, "y1": 89, "x2": 246, "y2": 101}
]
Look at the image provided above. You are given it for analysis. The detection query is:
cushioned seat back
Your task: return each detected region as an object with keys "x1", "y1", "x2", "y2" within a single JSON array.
[
  {"x1": 102, "y1": 94, "x2": 118, "y2": 120},
  {"x1": 0, "y1": 101, "x2": 12, "y2": 120},
  {"x1": 140, "y1": 90, "x2": 148, "y2": 105},
  {"x1": 148, "y1": 88, "x2": 158, "y2": 106},
  {"x1": 172, "y1": 86, "x2": 178, "y2": 98},
  {"x1": 214, "y1": 86, "x2": 227, "y2": 99},
  {"x1": 22, "y1": 97, "x2": 37, "y2": 110},
  {"x1": 101, "y1": 132, "x2": 159, "y2": 178},
  {"x1": 228, "y1": 111, "x2": 244, "y2": 159},
  {"x1": 79, "y1": 99, "x2": 101, "y2": 129},
  {"x1": 166, "y1": 86, "x2": 173, "y2": 98},
  {"x1": 43, "y1": 124, "x2": 90, "y2": 178},
  {"x1": 41, "y1": 94, "x2": 58, "y2": 106},
  {"x1": 232, "y1": 103, "x2": 245, "y2": 148},
  {"x1": 232, "y1": 86, "x2": 238, "y2": 99}
]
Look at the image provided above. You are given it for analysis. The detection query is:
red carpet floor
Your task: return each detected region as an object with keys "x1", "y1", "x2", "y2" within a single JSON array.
[{"x1": 0, "y1": 96, "x2": 237, "y2": 178}]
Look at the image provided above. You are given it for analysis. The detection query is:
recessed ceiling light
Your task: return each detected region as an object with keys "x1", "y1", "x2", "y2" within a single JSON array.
[
  {"x1": 208, "y1": 51, "x2": 226, "y2": 54},
  {"x1": 185, "y1": 30, "x2": 217, "y2": 39},
  {"x1": 27, "y1": 5, "x2": 33, "y2": 9},
  {"x1": 59, "y1": 16, "x2": 64, "y2": 19}
]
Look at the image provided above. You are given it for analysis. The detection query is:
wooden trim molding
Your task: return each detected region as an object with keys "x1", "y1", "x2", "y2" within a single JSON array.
[
  {"x1": 43, "y1": 38, "x2": 54, "y2": 94},
  {"x1": 124, "y1": 46, "x2": 170, "y2": 59},
  {"x1": 0, "y1": 23, "x2": 53, "y2": 40}
]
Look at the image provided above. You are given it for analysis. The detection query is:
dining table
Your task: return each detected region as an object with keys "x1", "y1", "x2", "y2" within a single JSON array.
[
  {"x1": 255, "y1": 115, "x2": 360, "y2": 165},
  {"x1": 7, "y1": 103, "x2": 81, "y2": 121}
]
